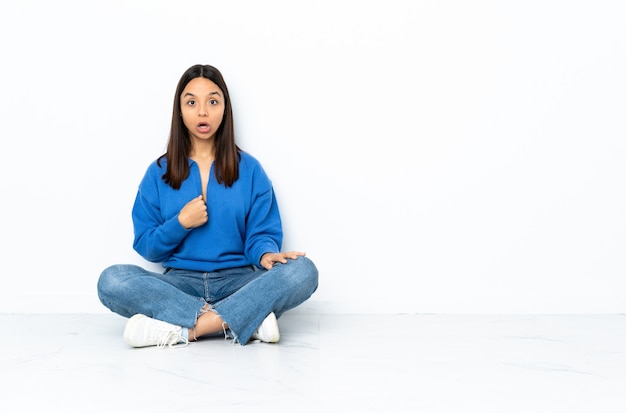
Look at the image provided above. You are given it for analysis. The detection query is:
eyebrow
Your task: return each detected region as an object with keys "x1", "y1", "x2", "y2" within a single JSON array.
[{"x1": 183, "y1": 91, "x2": 222, "y2": 98}]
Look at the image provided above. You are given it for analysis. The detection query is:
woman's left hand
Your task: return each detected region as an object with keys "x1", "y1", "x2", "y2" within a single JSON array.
[{"x1": 260, "y1": 251, "x2": 306, "y2": 270}]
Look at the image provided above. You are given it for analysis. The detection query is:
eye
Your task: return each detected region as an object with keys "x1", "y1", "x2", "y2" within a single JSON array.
[
  {"x1": 209, "y1": 99, "x2": 219, "y2": 105},
  {"x1": 186, "y1": 99, "x2": 196, "y2": 106}
]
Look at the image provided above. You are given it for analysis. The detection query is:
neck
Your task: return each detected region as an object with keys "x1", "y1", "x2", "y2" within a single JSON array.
[{"x1": 190, "y1": 141, "x2": 215, "y2": 159}]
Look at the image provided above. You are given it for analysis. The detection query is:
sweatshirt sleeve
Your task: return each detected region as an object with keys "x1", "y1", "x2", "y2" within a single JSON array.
[
  {"x1": 244, "y1": 165, "x2": 283, "y2": 267},
  {"x1": 131, "y1": 165, "x2": 190, "y2": 263}
]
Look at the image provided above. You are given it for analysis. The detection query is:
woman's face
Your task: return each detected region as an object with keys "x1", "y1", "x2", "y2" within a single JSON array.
[{"x1": 180, "y1": 77, "x2": 225, "y2": 142}]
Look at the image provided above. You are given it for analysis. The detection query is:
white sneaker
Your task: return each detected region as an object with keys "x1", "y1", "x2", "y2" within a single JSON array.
[
  {"x1": 251, "y1": 312, "x2": 280, "y2": 343},
  {"x1": 123, "y1": 314, "x2": 188, "y2": 348}
]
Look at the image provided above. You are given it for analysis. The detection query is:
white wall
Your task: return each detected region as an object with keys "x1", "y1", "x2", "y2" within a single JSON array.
[{"x1": 1, "y1": 0, "x2": 625, "y2": 314}]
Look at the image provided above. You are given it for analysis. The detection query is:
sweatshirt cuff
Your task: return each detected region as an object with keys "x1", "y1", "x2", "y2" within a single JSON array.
[{"x1": 163, "y1": 214, "x2": 191, "y2": 243}]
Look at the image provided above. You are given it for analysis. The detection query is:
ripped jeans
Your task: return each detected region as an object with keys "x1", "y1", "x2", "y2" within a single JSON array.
[{"x1": 97, "y1": 256, "x2": 319, "y2": 345}]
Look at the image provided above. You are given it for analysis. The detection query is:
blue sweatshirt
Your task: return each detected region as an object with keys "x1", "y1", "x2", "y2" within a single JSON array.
[{"x1": 132, "y1": 151, "x2": 283, "y2": 272}]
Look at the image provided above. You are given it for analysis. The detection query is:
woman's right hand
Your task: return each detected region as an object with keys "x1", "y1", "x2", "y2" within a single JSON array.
[{"x1": 178, "y1": 195, "x2": 208, "y2": 229}]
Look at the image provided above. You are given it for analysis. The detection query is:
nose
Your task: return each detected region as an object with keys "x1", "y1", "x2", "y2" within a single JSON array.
[{"x1": 198, "y1": 103, "x2": 208, "y2": 117}]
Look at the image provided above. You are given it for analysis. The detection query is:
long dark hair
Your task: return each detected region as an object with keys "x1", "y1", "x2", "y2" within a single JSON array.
[{"x1": 158, "y1": 64, "x2": 240, "y2": 188}]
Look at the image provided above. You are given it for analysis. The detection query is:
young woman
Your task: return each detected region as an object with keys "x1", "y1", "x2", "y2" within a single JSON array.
[{"x1": 97, "y1": 64, "x2": 319, "y2": 348}]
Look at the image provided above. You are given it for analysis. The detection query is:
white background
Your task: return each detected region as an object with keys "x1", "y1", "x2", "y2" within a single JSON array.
[{"x1": 1, "y1": 0, "x2": 624, "y2": 314}]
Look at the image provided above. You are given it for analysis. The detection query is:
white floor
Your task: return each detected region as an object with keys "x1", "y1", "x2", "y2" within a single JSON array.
[{"x1": 3, "y1": 313, "x2": 626, "y2": 412}]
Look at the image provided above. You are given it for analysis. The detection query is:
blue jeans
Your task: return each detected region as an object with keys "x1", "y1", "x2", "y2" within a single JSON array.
[{"x1": 97, "y1": 256, "x2": 318, "y2": 345}]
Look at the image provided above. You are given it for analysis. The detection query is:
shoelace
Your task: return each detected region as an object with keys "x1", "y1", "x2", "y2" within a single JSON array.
[{"x1": 154, "y1": 328, "x2": 189, "y2": 349}]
